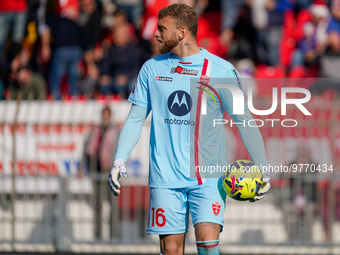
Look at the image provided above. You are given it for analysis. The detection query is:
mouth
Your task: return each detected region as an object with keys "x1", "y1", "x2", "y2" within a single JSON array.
[{"x1": 156, "y1": 38, "x2": 163, "y2": 46}]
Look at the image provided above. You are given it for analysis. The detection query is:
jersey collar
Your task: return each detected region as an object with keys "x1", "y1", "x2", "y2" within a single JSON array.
[{"x1": 171, "y1": 48, "x2": 205, "y2": 64}]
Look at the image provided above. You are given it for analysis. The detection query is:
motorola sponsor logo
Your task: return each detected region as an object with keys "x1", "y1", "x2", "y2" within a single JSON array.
[
  {"x1": 167, "y1": 90, "x2": 192, "y2": 116},
  {"x1": 165, "y1": 90, "x2": 194, "y2": 125},
  {"x1": 164, "y1": 118, "x2": 195, "y2": 126}
]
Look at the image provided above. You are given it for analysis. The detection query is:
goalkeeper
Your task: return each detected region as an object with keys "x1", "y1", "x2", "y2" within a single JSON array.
[{"x1": 109, "y1": 4, "x2": 270, "y2": 255}]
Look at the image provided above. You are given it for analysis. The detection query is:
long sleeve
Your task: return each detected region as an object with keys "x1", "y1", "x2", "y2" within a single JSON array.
[
  {"x1": 231, "y1": 109, "x2": 269, "y2": 168},
  {"x1": 114, "y1": 104, "x2": 150, "y2": 161}
]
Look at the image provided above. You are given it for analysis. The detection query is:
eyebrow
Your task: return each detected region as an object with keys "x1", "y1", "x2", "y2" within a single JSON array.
[{"x1": 157, "y1": 24, "x2": 166, "y2": 30}]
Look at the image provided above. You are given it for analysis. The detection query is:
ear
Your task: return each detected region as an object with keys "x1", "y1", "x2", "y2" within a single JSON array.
[{"x1": 178, "y1": 27, "x2": 187, "y2": 41}]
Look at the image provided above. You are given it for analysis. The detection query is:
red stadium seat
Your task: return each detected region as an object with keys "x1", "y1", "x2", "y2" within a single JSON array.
[
  {"x1": 141, "y1": 0, "x2": 169, "y2": 40},
  {"x1": 198, "y1": 35, "x2": 227, "y2": 59},
  {"x1": 280, "y1": 10, "x2": 297, "y2": 67},
  {"x1": 255, "y1": 65, "x2": 286, "y2": 78},
  {"x1": 254, "y1": 65, "x2": 286, "y2": 96},
  {"x1": 197, "y1": 16, "x2": 227, "y2": 59},
  {"x1": 295, "y1": 10, "x2": 312, "y2": 41},
  {"x1": 287, "y1": 66, "x2": 318, "y2": 89},
  {"x1": 200, "y1": 11, "x2": 221, "y2": 36},
  {"x1": 197, "y1": 17, "x2": 212, "y2": 41},
  {"x1": 280, "y1": 35, "x2": 296, "y2": 67},
  {"x1": 288, "y1": 66, "x2": 306, "y2": 79},
  {"x1": 305, "y1": 66, "x2": 320, "y2": 78},
  {"x1": 282, "y1": 10, "x2": 296, "y2": 38}
]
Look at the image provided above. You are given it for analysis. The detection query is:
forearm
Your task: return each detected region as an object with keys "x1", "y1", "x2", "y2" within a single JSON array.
[
  {"x1": 84, "y1": 49, "x2": 95, "y2": 65},
  {"x1": 114, "y1": 104, "x2": 150, "y2": 161},
  {"x1": 232, "y1": 109, "x2": 268, "y2": 168},
  {"x1": 332, "y1": 10, "x2": 340, "y2": 20},
  {"x1": 40, "y1": 27, "x2": 51, "y2": 48}
]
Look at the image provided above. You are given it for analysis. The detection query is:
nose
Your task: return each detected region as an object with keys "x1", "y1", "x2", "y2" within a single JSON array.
[{"x1": 154, "y1": 29, "x2": 160, "y2": 38}]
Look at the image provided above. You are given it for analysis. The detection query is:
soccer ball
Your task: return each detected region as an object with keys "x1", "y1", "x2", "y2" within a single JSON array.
[{"x1": 222, "y1": 160, "x2": 264, "y2": 201}]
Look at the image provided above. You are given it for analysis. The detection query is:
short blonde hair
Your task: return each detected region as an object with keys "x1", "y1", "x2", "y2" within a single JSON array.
[{"x1": 158, "y1": 4, "x2": 198, "y2": 38}]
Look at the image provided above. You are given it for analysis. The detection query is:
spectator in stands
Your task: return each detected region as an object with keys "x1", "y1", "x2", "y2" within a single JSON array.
[
  {"x1": 40, "y1": 5, "x2": 85, "y2": 99},
  {"x1": 317, "y1": 0, "x2": 340, "y2": 80},
  {"x1": 78, "y1": 0, "x2": 102, "y2": 73},
  {"x1": 23, "y1": 0, "x2": 46, "y2": 74},
  {"x1": 2, "y1": 44, "x2": 31, "y2": 97},
  {"x1": 0, "y1": 0, "x2": 27, "y2": 53},
  {"x1": 101, "y1": 0, "x2": 116, "y2": 30},
  {"x1": 112, "y1": 8, "x2": 129, "y2": 30},
  {"x1": 78, "y1": 0, "x2": 102, "y2": 51},
  {"x1": 257, "y1": 0, "x2": 292, "y2": 66},
  {"x1": 83, "y1": 105, "x2": 118, "y2": 239},
  {"x1": 320, "y1": 181, "x2": 340, "y2": 241},
  {"x1": 98, "y1": 24, "x2": 148, "y2": 98},
  {"x1": 106, "y1": 9, "x2": 136, "y2": 54},
  {"x1": 282, "y1": 145, "x2": 318, "y2": 243},
  {"x1": 227, "y1": 2, "x2": 259, "y2": 61},
  {"x1": 220, "y1": 0, "x2": 247, "y2": 48},
  {"x1": 84, "y1": 105, "x2": 118, "y2": 177},
  {"x1": 76, "y1": 0, "x2": 103, "y2": 98},
  {"x1": 8, "y1": 65, "x2": 46, "y2": 100},
  {"x1": 328, "y1": 0, "x2": 340, "y2": 53},
  {"x1": 77, "y1": 62, "x2": 99, "y2": 99},
  {"x1": 310, "y1": 0, "x2": 340, "y2": 80},
  {"x1": 250, "y1": 0, "x2": 268, "y2": 34},
  {"x1": 291, "y1": 0, "x2": 330, "y2": 67},
  {"x1": 114, "y1": 0, "x2": 144, "y2": 29}
]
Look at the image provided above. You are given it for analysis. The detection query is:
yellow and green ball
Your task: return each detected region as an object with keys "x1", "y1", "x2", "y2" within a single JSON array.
[{"x1": 223, "y1": 160, "x2": 264, "y2": 201}]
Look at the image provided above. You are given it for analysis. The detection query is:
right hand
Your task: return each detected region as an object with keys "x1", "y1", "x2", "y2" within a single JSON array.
[
  {"x1": 115, "y1": 74, "x2": 129, "y2": 86},
  {"x1": 41, "y1": 45, "x2": 51, "y2": 63},
  {"x1": 249, "y1": 173, "x2": 271, "y2": 202},
  {"x1": 100, "y1": 75, "x2": 112, "y2": 86},
  {"x1": 87, "y1": 63, "x2": 99, "y2": 79},
  {"x1": 108, "y1": 158, "x2": 127, "y2": 196}
]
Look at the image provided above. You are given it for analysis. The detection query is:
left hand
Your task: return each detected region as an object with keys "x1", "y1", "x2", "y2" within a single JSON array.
[
  {"x1": 87, "y1": 63, "x2": 99, "y2": 79},
  {"x1": 115, "y1": 74, "x2": 129, "y2": 86},
  {"x1": 108, "y1": 158, "x2": 127, "y2": 196},
  {"x1": 249, "y1": 173, "x2": 271, "y2": 202},
  {"x1": 100, "y1": 75, "x2": 112, "y2": 86}
]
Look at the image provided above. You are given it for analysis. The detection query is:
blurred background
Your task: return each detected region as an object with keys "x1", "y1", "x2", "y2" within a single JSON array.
[{"x1": 0, "y1": 0, "x2": 340, "y2": 254}]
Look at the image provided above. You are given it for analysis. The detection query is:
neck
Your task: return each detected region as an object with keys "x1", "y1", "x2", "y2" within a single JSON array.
[{"x1": 171, "y1": 40, "x2": 200, "y2": 57}]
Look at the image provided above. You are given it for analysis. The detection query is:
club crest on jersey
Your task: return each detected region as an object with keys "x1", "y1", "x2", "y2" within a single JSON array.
[
  {"x1": 155, "y1": 76, "x2": 173, "y2": 82},
  {"x1": 200, "y1": 75, "x2": 210, "y2": 85},
  {"x1": 212, "y1": 202, "x2": 221, "y2": 216},
  {"x1": 171, "y1": 66, "x2": 198, "y2": 76}
]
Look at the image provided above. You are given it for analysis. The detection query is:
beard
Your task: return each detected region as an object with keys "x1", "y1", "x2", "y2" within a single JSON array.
[{"x1": 158, "y1": 36, "x2": 179, "y2": 54}]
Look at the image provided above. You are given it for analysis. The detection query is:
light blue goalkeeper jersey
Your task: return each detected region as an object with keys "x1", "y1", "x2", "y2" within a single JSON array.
[{"x1": 128, "y1": 49, "x2": 268, "y2": 188}]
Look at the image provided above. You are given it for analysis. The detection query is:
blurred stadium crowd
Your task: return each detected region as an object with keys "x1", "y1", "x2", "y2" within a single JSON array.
[{"x1": 0, "y1": 0, "x2": 340, "y2": 100}]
